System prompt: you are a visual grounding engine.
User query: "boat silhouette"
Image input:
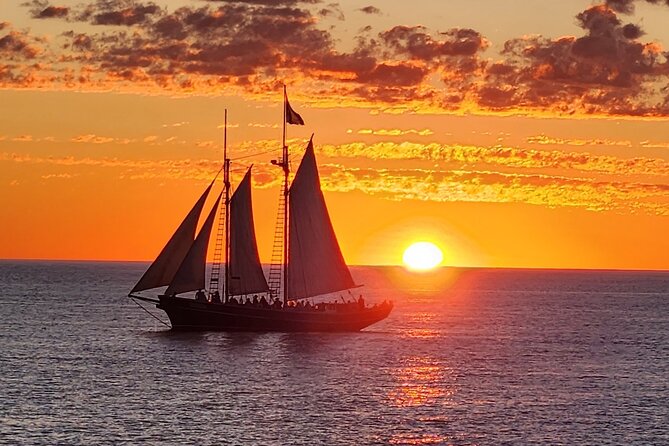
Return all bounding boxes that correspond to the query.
[129,90,392,331]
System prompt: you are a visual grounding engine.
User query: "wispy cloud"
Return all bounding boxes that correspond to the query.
[71,134,115,144]
[4,142,667,215]
[314,165,669,215]
[527,135,633,147]
[350,128,434,136]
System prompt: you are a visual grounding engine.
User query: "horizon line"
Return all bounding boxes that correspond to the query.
[1,258,667,273]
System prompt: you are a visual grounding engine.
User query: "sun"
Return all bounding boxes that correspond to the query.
[402,242,444,271]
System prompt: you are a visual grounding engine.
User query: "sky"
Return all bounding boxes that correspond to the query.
[1,0,668,270]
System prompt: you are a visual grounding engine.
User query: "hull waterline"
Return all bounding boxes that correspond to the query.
[156,296,393,332]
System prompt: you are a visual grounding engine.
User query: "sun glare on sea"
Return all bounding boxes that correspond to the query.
[402,242,444,271]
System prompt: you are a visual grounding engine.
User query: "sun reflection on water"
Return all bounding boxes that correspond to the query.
[389,433,450,445]
[389,356,455,408]
[403,312,441,339]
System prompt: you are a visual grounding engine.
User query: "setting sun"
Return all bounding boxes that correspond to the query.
[402,242,444,271]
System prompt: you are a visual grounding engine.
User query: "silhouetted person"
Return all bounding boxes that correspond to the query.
[211,291,221,304]
[259,296,269,308]
[195,290,206,302]
[358,295,365,310]
[253,295,259,306]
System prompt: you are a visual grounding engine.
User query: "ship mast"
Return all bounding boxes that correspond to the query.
[270,85,302,305]
[281,86,290,306]
[223,110,231,304]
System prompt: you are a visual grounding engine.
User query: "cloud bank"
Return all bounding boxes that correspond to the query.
[4,0,668,117]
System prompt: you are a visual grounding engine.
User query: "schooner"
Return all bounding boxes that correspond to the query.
[128,89,393,331]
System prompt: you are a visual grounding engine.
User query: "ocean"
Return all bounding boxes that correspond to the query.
[1,261,667,445]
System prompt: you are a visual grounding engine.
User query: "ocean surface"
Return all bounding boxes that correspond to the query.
[0,261,668,445]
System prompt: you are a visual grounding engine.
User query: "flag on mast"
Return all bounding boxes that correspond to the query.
[285,90,305,126]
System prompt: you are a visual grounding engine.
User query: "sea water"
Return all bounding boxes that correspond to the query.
[0,261,667,445]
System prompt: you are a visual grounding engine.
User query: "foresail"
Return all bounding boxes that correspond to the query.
[165,192,222,296]
[130,182,214,293]
[229,167,269,296]
[287,138,356,300]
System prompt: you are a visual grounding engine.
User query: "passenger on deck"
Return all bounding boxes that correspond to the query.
[195,290,206,302]
[211,291,221,304]
[252,295,259,306]
[229,296,238,305]
[259,296,269,308]
[358,295,365,310]
[245,297,252,306]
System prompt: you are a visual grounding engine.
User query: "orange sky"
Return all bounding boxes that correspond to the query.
[1,0,668,270]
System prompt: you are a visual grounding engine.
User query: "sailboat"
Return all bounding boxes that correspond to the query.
[128,95,393,331]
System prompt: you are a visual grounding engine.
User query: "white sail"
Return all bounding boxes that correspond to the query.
[287,138,356,300]
[229,167,270,296]
[130,182,214,293]
[165,192,222,296]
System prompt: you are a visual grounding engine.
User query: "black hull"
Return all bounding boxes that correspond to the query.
[156,296,393,332]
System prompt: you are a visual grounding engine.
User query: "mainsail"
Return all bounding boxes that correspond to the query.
[130,182,214,293]
[165,192,223,296]
[287,138,356,300]
[229,167,269,296]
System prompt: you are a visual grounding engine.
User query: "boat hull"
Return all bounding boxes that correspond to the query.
[156,296,393,332]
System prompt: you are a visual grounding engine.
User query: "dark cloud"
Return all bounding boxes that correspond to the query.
[24,1,68,19]
[76,0,163,26]
[606,0,669,13]
[379,26,488,60]
[480,5,669,115]
[206,0,320,4]
[359,6,381,15]
[319,3,345,20]
[0,25,42,59]
[47,0,463,98]
[5,0,669,117]
[356,62,428,86]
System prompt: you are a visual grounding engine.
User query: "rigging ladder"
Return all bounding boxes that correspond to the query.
[267,184,286,299]
[208,193,226,295]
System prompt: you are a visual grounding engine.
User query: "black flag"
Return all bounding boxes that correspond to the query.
[285,91,305,125]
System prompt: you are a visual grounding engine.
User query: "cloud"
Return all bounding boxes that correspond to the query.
[526,134,632,147]
[606,0,669,14]
[315,165,669,215]
[0,25,43,59]
[480,5,669,116]
[4,1,669,118]
[359,6,381,15]
[3,1,486,109]
[351,128,434,136]
[41,173,76,179]
[3,147,667,215]
[12,135,34,142]
[318,3,345,20]
[76,0,163,26]
[25,1,69,19]
[232,138,669,177]
[71,134,116,144]
[379,26,488,60]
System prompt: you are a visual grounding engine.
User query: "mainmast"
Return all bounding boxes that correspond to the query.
[270,85,303,305]
[223,110,231,303]
[280,86,290,306]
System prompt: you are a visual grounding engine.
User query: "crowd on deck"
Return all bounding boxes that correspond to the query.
[191,289,389,312]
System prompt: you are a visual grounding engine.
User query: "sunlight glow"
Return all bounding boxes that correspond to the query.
[402,242,444,271]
